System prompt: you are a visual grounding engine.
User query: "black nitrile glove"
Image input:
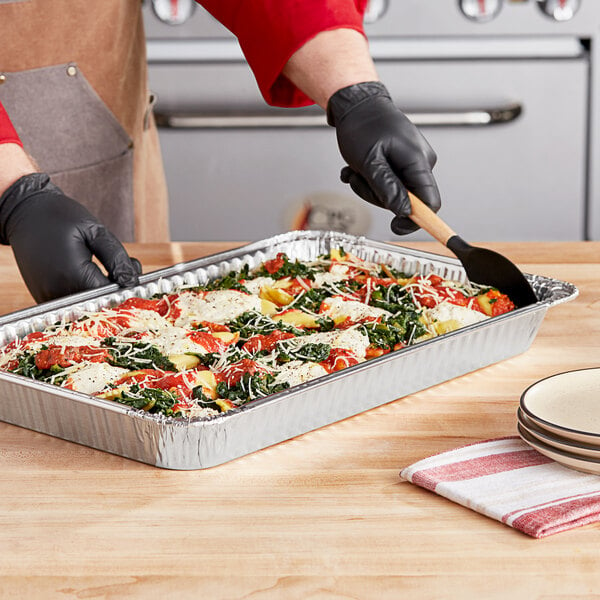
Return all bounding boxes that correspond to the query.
[327,81,441,235]
[0,173,141,303]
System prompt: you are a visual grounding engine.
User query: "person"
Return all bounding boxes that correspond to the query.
[0,0,440,304]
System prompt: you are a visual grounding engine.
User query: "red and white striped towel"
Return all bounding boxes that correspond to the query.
[400,436,600,538]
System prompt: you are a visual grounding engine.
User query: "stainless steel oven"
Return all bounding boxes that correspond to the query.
[143,0,600,242]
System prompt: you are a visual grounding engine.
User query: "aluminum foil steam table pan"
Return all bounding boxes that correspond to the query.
[0,231,577,469]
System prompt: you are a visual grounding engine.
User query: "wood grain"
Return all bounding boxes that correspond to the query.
[0,242,599,599]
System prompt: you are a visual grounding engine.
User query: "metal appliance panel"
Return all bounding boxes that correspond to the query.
[149,56,587,241]
[143,1,600,241]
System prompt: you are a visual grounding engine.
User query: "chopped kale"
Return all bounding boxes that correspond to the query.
[115,384,178,415]
[359,315,427,350]
[289,287,329,313]
[9,349,67,384]
[217,372,289,404]
[277,342,331,363]
[103,337,176,371]
[255,253,317,280]
[228,311,302,340]
[368,283,414,313]
[202,264,251,292]
[315,315,336,332]
[191,386,222,411]
[377,265,411,279]
[195,348,244,369]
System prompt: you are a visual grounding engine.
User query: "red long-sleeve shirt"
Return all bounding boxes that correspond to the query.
[199,0,367,106]
[0,101,22,147]
[0,0,367,145]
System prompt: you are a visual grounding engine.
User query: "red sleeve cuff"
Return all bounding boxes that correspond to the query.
[0,100,22,147]
[199,0,367,107]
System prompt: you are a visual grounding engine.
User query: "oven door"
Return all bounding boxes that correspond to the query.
[148,41,588,242]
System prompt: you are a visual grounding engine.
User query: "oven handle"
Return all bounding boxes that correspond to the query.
[154,103,522,129]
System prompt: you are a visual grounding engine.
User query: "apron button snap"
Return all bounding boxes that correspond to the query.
[0,74,6,85]
[66,65,77,77]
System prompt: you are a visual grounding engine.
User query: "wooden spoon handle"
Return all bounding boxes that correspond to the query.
[408,191,456,246]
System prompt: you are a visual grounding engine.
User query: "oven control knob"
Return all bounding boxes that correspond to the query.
[151,0,196,25]
[537,0,581,21]
[364,0,389,24]
[458,0,503,22]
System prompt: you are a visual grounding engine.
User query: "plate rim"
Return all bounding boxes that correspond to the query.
[519,367,600,439]
[517,408,600,457]
[517,422,600,474]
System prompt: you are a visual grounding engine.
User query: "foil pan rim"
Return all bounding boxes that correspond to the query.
[0,231,578,429]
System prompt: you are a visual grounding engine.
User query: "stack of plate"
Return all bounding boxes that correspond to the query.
[518,368,600,475]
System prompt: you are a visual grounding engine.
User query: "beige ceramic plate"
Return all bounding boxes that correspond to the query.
[517,423,600,475]
[520,368,600,445]
[517,408,600,459]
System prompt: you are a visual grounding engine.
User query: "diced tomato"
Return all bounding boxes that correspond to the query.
[263,253,286,275]
[71,307,163,337]
[333,316,354,330]
[437,287,469,307]
[285,277,313,296]
[353,276,395,302]
[3,359,19,371]
[187,331,227,354]
[242,330,295,354]
[354,275,395,287]
[427,275,443,286]
[120,331,146,340]
[148,370,205,400]
[172,399,195,414]
[198,321,230,333]
[414,294,437,308]
[34,345,109,370]
[220,359,268,387]
[150,372,191,390]
[69,319,121,338]
[3,331,49,356]
[487,290,516,316]
[467,298,486,314]
[24,331,48,343]
[213,372,227,385]
[115,297,162,313]
[365,345,391,359]
[320,348,360,373]
[410,275,470,309]
[115,369,164,386]
[157,294,182,321]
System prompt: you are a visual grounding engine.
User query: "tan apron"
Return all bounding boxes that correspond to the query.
[0,0,170,242]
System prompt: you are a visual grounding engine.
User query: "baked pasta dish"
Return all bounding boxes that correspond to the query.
[0,249,515,419]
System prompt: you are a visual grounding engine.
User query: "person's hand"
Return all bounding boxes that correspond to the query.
[0,173,140,303]
[327,81,441,235]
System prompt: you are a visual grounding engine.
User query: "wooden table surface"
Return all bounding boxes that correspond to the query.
[0,241,599,599]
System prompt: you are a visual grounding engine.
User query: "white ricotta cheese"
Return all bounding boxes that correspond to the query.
[282,329,370,360]
[118,309,172,332]
[313,263,350,288]
[426,303,489,327]
[63,363,129,395]
[320,296,391,322]
[46,334,103,348]
[272,361,329,387]
[173,290,262,327]
[241,276,275,295]
[141,326,217,356]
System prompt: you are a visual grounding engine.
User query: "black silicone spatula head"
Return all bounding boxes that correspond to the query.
[446,235,538,308]
[407,192,537,308]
